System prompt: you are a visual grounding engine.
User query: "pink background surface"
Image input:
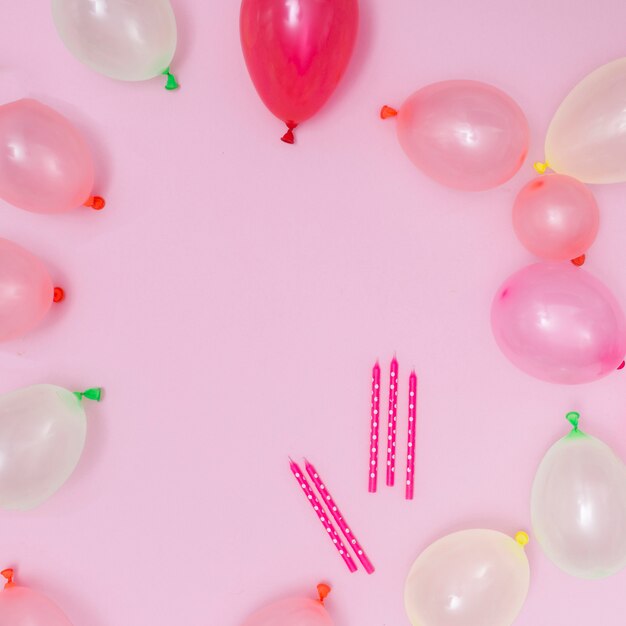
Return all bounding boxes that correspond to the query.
[1,1,626,624]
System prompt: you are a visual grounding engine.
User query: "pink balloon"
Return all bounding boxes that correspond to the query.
[0,238,58,341]
[513,174,599,261]
[491,263,626,384]
[242,586,333,626]
[0,99,103,214]
[388,81,529,191]
[240,0,358,143]
[0,573,73,626]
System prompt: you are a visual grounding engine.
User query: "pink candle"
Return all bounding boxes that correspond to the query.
[305,459,375,574]
[386,357,399,486]
[368,361,381,492]
[405,371,418,500]
[289,459,357,573]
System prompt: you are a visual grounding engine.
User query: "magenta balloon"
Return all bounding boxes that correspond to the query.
[0,239,55,341]
[513,174,599,261]
[0,584,73,626]
[240,0,358,140]
[242,597,333,626]
[395,81,529,191]
[0,99,95,213]
[491,263,626,384]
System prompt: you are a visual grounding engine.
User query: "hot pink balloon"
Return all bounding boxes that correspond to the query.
[513,174,599,262]
[0,238,62,341]
[241,584,333,626]
[0,569,73,626]
[240,0,358,143]
[491,263,626,384]
[382,81,529,191]
[0,99,105,214]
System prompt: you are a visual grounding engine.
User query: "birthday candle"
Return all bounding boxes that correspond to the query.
[289,459,357,573]
[406,371,418,500]
[368,361,381,492]
[306,459,375,574]
[386,357,399,486]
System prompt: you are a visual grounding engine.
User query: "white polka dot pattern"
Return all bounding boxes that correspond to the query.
[386,357,399,487]
[405,371,418,500]
[368,361,381,493]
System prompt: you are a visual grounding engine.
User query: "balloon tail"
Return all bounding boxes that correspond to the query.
[53,287,65,303]
[84,195,106,210]
[571,254,585,266]
[533,161,550,174]
[566,411,580,431]
[380,105,398,119]
[618,361,625,370]
[317,583,331,604]
[162,67,179,90]
[74,388,103,402]
[281,122,298,144]
[1,569,14,589]
[514,531,529,547]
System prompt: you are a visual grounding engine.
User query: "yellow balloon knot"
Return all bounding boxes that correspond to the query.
[515,531,530,547]
[534,161,549,174]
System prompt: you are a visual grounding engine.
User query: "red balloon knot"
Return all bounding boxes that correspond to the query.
[281,121,298,144]
[571,255,586,266]
[380,105,398,119]
[53,287,65,303]
[84,195,106,210]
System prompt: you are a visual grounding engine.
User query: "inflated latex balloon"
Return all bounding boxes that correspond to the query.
[0,238,66,341]
[513,174,599,262]
[538,58,626,183]
[0,569,73,626]
[241,584,333,626]
[0,99,105,213]
[532,412,626,578]
[381,81,529,191]
[491,263,626,384]
[0,384,102,510]
[51,0,179,89]
[240,0,358,143]
[404,529,530,626]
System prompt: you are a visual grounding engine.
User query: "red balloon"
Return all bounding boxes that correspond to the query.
[240,0,359,143]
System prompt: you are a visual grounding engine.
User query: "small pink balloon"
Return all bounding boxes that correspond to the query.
[240,0,358,143]
[0,570,73,626]
[513,174,599,261]
[491,263,626,384]
[0,99,104,214]
[0,238,59,341]
[383,81,529,191]
[241,585,333,626]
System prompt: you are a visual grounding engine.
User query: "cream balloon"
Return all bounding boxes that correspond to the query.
[51,0,179,89]
[0,384,102,510]
[541,58,626,183]
[404,529,530,626]
[531,412,626,579]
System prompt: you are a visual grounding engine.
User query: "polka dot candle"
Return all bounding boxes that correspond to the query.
[405,371,418,500]
[386,356,399,487]
[368,361,381,493]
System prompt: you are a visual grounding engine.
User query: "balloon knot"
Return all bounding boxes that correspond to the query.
[162,67,179,90]
[73,388,103,402]
[380,105,398,119]
[1,569,14,588]
[533,161,549,174]
[514,531,529,547]
[317,583,331,604]
[53,287,65,303]
[566,411,580,431]
[281,122,298,144]
[618,361,625,370]
[84,195,106,210]
[571,254,585,266]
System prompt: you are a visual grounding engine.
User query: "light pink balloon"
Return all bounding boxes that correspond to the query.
[0,577,73,626]
[0,99,98,213]
[513,174,599,261]
[390,80,529,191]
[0,238,57,341]
[242,589,333,626]
[491,263,626,384]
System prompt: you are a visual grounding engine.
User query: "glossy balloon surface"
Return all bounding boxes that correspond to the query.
[0,584,73,626]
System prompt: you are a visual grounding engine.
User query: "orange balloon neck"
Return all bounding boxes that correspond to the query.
[1,569,15,589]
[317,583,331,604]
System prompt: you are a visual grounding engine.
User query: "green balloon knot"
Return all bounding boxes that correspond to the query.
[74,388,103,402]
[566,411,580,431]
[162,67,179,90]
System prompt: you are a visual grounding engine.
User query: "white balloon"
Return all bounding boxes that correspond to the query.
[404,529,530,626]
[51,0,178,85]
[0,384,101,510]
[531,412,626,578]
